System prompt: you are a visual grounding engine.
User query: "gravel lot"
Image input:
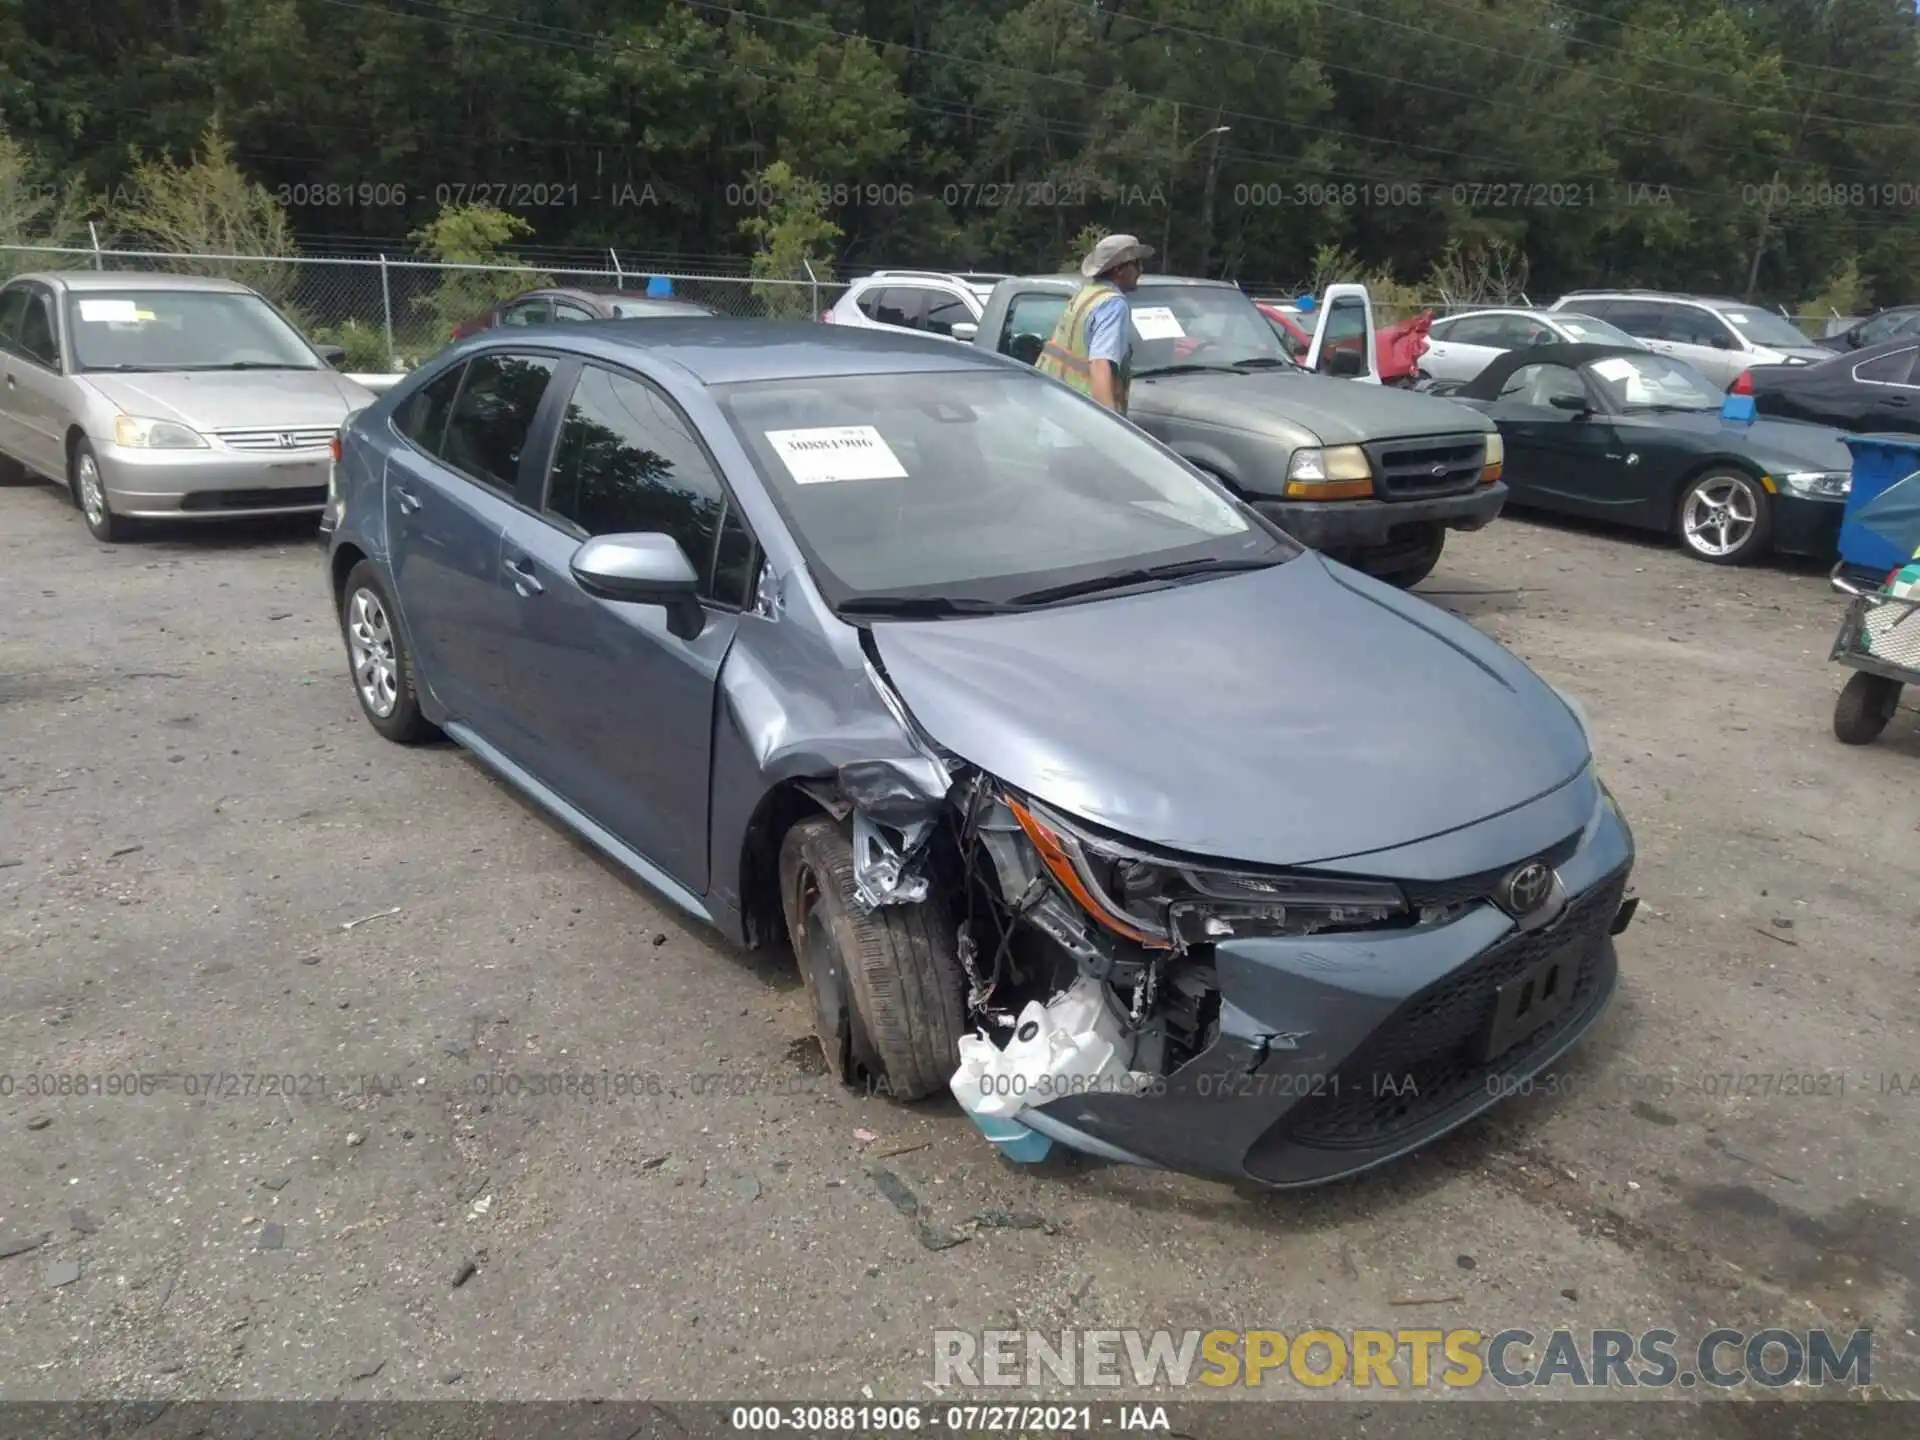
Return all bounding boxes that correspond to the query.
[3,474,1919,1422]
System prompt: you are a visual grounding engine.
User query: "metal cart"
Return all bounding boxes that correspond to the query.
[1829,571,1919,745]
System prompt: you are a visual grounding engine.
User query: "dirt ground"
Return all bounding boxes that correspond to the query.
[3,475,1919,1427]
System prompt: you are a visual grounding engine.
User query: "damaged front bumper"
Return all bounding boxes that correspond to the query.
[1013,792,1635,1186]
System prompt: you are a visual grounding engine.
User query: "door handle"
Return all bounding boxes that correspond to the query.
[504,552,543,596]
[394,485,421,514]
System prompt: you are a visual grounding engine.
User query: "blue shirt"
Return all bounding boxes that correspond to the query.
[1084,292,1131,369]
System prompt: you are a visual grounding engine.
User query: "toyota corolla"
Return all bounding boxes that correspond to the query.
[321,318,1638,1187]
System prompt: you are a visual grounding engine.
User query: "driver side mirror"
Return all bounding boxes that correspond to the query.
[1549,393,1592,414]
[950,321,978,343]
[317,343,347,368]
[1325,347,1364,377]
[1710,333,1736,351]
[570,533,705,638]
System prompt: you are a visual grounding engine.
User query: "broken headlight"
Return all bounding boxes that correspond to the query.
[1008,796,1406,948]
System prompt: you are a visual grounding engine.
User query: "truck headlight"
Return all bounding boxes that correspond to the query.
[1779,470,1849,500]
[114,414,208,449]
[1284,444,1374,500]
[1482,431,1504,484]
[1008,796,1406,947]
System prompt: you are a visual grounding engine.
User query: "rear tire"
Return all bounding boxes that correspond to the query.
[778,817,967,1102]
[1833,672,1901,745]
[339,561,435,744]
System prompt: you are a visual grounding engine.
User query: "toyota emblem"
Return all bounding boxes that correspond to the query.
[1499,861,1554,916]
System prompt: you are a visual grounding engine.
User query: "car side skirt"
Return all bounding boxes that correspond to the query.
[443,720,715,928]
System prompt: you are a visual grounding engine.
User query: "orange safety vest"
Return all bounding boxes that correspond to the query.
[1036,281,1130,413]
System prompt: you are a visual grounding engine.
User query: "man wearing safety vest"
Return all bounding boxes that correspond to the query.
[1036,234,1154,416]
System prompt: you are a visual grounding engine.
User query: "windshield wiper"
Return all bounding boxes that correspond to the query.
[1230,356,1296,370]
[835,595,1023,619]
[1133,362,1245,377]
[1010,555,1277,607]
[190,362,317,371]
[82,363,173,372]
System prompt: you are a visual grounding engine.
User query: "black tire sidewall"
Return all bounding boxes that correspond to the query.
[1678,469,1772,565]
[339,561,431,743]
[1834,672,1901,745]
[777,817,966,1102]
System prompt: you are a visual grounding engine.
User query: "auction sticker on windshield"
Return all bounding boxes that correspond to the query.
[77,299,140,323]
[766,425,910,484]
[1132,306,1186,340]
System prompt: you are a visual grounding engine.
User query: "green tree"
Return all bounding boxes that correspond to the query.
[107,122,295,300]
[407,203,552,346]
[0,127,93,279]
[739,162,842,319]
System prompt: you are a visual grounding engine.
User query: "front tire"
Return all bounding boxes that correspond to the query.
[778,817,967,1102]
[69,440,126,543]
[1359,527,1445,589]
[1833,672,1901,745]
[1677,468,1772,565]
[339,561,435,744]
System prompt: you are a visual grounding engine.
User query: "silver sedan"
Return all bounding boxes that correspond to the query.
[0,270,376,542]
[1421,307,1646,384]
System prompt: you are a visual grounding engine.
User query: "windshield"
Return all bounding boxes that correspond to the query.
[715,368,1294,609]
[1553,313,1641,347]
[65,289,320,372]
[1584,353,1724,411]
[1128,283,1292,373]
[1718,304,1815,351]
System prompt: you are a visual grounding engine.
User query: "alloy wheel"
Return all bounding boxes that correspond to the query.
[346,587,399,717]
[1681,475,1759,559]
[76,453,107,529]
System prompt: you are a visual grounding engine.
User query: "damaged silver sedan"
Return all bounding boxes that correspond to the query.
[323,317,1638,1188]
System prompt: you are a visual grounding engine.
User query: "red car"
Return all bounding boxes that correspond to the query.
[450,287,717,342]
[1254,299,1433,384]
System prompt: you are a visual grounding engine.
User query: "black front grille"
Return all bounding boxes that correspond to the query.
[180,486,327,512]
[1278,868,1628,1150]
[1399,830,1584,910]
[1365,435,1486,499]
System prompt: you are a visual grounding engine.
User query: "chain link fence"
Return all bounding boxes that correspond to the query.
[0,244,848,372]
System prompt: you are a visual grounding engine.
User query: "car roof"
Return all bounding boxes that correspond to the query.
[1556,290,1759,309]
[472,317,1018,385]
[524,288,714,314]
[1459,343,1655,400]
[20,270,254,294]
[998,273,1244,292]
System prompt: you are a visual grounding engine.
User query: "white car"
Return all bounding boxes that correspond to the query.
[822,270,1008,341]
[1421,308,1645,384]
[1547,291,1831,388]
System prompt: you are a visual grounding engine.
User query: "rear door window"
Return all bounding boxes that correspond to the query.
[1663,307,1736,349]
[438,352,559,493]
[1854,347,1920,385]
[1602,302,1670,339]
[1446,316,1506,346]
[500,298,552,327]
[16,289,60,368]
[0,285,30,352]
[871,287,927,330]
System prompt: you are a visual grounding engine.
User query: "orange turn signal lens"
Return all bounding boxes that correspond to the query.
[1007,797,1172,948]
[1283,477,1374,500]
[1481,461,1502,485]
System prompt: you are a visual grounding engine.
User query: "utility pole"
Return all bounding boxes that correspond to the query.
[1162,103,1178,271]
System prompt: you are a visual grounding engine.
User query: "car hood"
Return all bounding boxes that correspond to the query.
[867,554,1589,868]
[1131,368,1493,446]
[80,370,375,431]
[1626,410,1852,470]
